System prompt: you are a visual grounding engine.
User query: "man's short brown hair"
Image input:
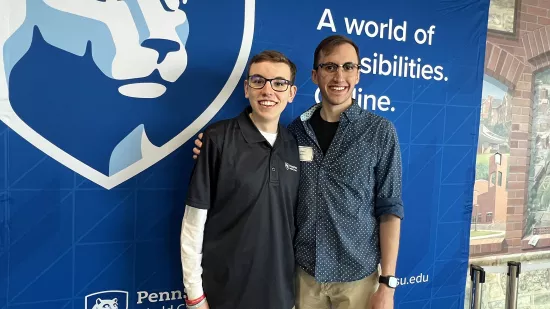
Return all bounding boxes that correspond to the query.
[247,50,297,84]
[313,35,360,69]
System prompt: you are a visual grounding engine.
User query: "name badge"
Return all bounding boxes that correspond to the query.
[299,146,313,162]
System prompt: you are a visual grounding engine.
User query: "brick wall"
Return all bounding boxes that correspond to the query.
[477,0,550,255]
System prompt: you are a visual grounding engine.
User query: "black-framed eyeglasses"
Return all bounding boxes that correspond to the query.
[247,75,292,92]
[316,62,360,74]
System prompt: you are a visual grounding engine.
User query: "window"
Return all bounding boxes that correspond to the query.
[488,0,519,36]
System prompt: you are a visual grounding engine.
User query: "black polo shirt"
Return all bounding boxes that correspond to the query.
[185,106,300,309]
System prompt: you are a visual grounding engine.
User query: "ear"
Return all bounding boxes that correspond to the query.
[311,69,319,85]
[96,298,102,305]
[244,79,249,98]
[288,85,298,103]
[113,298,118,304]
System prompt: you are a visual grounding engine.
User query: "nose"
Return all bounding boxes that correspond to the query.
[260,82,276,96]
[332,69,345,82]
[141,39,180,64]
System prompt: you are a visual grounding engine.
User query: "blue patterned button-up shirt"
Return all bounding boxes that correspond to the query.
[287,101,404,283]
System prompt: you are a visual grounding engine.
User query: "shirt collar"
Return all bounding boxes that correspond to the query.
[237,106,291,144]
[299,99,363,122]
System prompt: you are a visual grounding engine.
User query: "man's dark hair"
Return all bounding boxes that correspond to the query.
[313,35,360,69]
[247,50,297,84]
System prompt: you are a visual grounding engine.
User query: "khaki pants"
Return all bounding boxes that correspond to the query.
[295,267,379,309]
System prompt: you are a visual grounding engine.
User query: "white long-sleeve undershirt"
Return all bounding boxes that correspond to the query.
[180,206,208,299]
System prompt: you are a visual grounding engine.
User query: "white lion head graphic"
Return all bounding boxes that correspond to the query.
[84,291,128,309]
[5,0,190,99]
[92,297,119,309]
[0,0,255,189]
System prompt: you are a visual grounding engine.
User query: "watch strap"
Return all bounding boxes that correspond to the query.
[379,275,397,288]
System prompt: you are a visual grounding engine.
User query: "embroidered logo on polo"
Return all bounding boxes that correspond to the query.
[285,162,298,172]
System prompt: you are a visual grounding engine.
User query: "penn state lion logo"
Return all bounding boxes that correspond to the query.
[85,290,128,309]
[0,0,255,189]
[92,297,119,309]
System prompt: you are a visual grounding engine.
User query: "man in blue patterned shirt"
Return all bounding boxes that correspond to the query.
[287,35,404,309]
[192,35,404,309]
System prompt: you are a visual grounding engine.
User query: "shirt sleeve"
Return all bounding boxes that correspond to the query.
[374,121,404,219]
[185,131,220,209]
[180,205,208,300]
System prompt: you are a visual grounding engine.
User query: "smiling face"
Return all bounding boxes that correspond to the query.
[244,59,297,124]
[312,42,360,108]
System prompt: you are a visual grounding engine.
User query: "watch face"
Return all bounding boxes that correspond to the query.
[388,277,398,287]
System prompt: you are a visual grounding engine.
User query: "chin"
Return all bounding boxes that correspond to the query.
[322,91,352,105]
[266,111,281,121]
[327,97,352,106]
[259,110,282,120]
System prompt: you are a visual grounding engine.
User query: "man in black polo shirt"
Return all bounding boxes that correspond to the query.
[180,50,300,309]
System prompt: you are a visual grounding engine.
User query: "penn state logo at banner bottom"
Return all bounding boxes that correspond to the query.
[85,289,187,309]
[85,290,129,309]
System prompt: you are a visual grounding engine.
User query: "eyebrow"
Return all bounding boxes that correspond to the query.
[251,74,290,80]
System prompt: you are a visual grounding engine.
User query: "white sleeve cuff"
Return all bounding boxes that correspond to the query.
[185,283,205,300]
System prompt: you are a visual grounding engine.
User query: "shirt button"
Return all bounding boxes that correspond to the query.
[272,167,275,172]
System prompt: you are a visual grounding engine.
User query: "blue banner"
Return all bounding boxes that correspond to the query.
[0,0,489,308]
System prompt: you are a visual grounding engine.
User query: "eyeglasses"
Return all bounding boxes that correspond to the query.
[316,62,360,74]
[247,75,292,92]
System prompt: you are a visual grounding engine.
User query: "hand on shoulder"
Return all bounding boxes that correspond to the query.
[192,132,203,160]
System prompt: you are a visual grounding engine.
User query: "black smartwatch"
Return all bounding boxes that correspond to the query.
[379,275,398,288]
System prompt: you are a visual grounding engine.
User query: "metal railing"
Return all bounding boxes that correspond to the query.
[469,264,485,309]
[468,261,527,309]
[505,261,521,309]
